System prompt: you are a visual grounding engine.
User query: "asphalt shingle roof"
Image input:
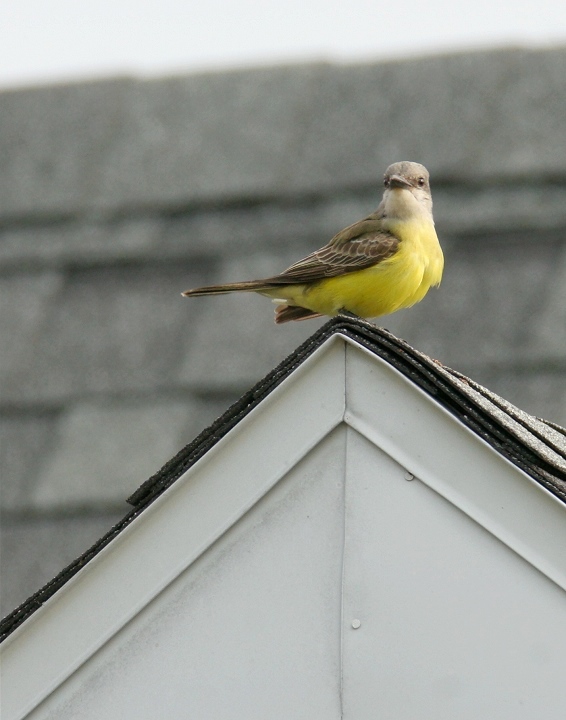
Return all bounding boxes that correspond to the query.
[1,316,564,643]
[2,45,566,619]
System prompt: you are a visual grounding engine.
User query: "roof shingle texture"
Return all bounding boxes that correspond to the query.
[1,46,566,616]
[2,316,564,642]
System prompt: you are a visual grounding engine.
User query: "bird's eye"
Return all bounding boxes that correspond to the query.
[383,177,390,188]
[417,177,425,187]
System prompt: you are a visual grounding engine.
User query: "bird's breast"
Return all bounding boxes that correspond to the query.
[388,216,443,286]
[269,217,443,319]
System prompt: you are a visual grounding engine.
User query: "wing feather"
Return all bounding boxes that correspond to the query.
[264,215,399,285]
[183,212,400,296]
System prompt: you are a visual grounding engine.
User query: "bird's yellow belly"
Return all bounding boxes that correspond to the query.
[270,221,443,319]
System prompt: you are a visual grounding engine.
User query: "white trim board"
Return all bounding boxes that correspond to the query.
[2,335,565,720]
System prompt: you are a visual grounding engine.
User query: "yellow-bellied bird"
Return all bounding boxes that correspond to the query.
[183,161,443,323]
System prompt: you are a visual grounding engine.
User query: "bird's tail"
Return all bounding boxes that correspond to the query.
[182,280,272,297]
[274,304,322,324]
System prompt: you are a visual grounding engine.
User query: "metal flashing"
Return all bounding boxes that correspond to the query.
[1,316,565,649]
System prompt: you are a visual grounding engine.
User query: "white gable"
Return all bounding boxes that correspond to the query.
[2,336,566,719]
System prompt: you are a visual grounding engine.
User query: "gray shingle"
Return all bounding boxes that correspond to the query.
[158,196,369,262]
[0,413,57,512]
[1,263,203,405]
[0,216,160,268]
[29,397,226,511]
[2,184,564,271]
[2,49,564,220]
[95,65,324,209]
[0,78,134,219]
[283,49,566,193]
[383,235,566,368]
[0,271,64,398]
[178,254,325,391]
[0,513,124,618]
[0,196,374,271]
[434,185,566,236]
[469,370,566,427]
[532,245,566,358]
[2,50,566,624]
[179,296,322,392]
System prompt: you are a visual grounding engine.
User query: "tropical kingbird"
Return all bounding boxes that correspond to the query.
[183,161,443,323]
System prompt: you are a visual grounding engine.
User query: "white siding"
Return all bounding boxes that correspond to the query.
[27,429,347,720]
[1,339,346,720]
[3,336,566,720]
[342,428,566,719]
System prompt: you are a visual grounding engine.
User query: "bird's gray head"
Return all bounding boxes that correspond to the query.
[382,161,433,219]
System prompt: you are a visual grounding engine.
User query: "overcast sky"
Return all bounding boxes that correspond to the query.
[1,0,566,90]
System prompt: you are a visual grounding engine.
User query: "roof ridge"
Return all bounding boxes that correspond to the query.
[2,316,564,643]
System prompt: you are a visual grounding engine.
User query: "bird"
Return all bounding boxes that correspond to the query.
[182,161,443,324]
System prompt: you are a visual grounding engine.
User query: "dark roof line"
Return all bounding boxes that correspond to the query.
[1,317,564,642]
[128,316,566,507]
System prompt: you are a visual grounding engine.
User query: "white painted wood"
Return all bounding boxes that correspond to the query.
[26,430,347,720]
[2,335,566,720]
[343,339,566,590]
[341,427,566,719]
[1,339,346,720]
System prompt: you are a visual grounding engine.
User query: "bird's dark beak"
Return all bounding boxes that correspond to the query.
[389,174,412,190]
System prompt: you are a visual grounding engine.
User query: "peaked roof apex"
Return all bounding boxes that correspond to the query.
[1,317,564,643]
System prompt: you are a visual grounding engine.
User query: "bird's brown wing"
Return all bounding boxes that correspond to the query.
[265,217,400,285]
[182,215,399,297]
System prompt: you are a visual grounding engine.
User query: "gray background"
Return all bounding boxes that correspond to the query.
[1,46,565,616]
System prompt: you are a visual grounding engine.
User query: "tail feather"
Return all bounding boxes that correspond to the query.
[274,304,322,324]
[183,281,322,324]
[182,280,271,297]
